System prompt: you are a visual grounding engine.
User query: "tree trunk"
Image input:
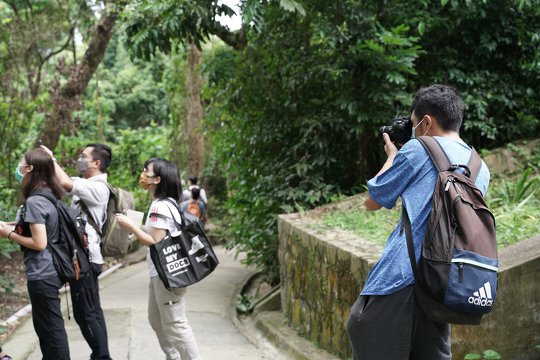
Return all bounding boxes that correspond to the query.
[184,42,205,178]
[35,10,118,149]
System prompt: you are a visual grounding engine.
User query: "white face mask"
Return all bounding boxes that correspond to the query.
[411,117,427,139]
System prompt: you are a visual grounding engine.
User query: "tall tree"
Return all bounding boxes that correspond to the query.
[184,42,205,177]
[0,0,93,203]
[35,2,124,149]
[124,0,305,175]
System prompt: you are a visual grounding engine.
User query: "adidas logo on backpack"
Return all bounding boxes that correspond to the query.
[469,282,494,307]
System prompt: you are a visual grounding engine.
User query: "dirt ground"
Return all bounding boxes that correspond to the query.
[0,251,29,342]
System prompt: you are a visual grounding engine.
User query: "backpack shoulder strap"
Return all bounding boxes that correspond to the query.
[76,180,112,236]
[417,136,452,171]
[29,190,58,207]
[416,136,452,172]
[77,200,103,237]
[467,147,482,182]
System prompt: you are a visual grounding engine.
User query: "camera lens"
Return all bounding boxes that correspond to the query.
[379,125,392,135]
[379,117,412,145]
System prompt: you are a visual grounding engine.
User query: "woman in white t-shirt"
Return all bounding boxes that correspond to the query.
[116,158,200,360]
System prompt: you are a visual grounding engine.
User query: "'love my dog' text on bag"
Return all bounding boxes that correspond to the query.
[149,200,218,288]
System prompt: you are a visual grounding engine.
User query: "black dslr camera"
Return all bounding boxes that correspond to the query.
[378,117,412,145]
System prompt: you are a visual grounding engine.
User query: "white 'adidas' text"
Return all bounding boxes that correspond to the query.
[468,282,493,307]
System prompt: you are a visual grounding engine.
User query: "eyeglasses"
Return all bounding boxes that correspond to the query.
[78,154,94,161]
[142,168,158,178]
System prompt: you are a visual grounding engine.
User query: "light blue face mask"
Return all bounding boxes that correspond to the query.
[15,164,27,183]
[411,117,426,139]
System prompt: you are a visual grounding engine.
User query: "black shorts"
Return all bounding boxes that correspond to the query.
[346,285,451,360]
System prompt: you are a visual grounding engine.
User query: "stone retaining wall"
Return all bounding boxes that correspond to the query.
[278,195,540,359]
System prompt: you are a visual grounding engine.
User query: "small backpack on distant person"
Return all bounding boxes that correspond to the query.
[402,136,498,325]
[17,190,90,283]
[79,183,135,258]
[186,200,202,219]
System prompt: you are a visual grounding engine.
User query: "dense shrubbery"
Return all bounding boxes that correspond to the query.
[202,0,540,281]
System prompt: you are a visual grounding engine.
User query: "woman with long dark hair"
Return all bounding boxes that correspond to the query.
[0,148,70,359]
[116,158,201,360]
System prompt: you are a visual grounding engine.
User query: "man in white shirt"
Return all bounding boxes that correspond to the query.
[43,143,112,360]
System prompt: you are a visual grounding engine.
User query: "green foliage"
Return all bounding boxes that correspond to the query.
[236,293,256,315]
[76,34,169,133]
[487,169,540,247]
[465,350,502,360]
[0,0,100,221]
[0,239,18,259]
[0,272,15,293]
[488,168,538,207]
[413,0,540,148]
[123,0,236,60]
[279,0,306,16]
[109,124,171,209]
[204,1,421,281]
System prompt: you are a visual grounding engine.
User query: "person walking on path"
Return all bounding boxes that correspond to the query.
[346,85,490,359]
[42,143,113,360]
[182,176,207,204]
[180,187,207,227]
[116,158,201,360]
[0,148,71,359]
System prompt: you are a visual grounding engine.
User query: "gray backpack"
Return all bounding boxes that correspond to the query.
[80,183,135,257]
[403,136,498,325]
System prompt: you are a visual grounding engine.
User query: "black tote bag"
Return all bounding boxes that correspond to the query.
[149,200,219,288]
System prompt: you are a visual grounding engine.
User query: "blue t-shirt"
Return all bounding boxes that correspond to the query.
[361,137,490,296]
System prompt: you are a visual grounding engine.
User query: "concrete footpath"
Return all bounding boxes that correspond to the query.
[3,245,280,360]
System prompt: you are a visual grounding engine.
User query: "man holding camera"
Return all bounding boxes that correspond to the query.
[346,85,490,359]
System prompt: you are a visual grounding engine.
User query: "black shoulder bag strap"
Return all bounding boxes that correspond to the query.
[77,200,103,237]
[148,198,186,230]
[402,206,419,280]
[76,180,111,237]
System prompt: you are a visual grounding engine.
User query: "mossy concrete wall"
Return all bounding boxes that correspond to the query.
[278,195,540,359]
[278,195,381,359]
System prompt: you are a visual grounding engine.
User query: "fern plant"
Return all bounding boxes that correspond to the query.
[489,168,539,207]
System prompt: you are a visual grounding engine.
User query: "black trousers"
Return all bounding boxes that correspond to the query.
[70,263,111,360]
[346,285,451,360]
[27,276,70,360]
